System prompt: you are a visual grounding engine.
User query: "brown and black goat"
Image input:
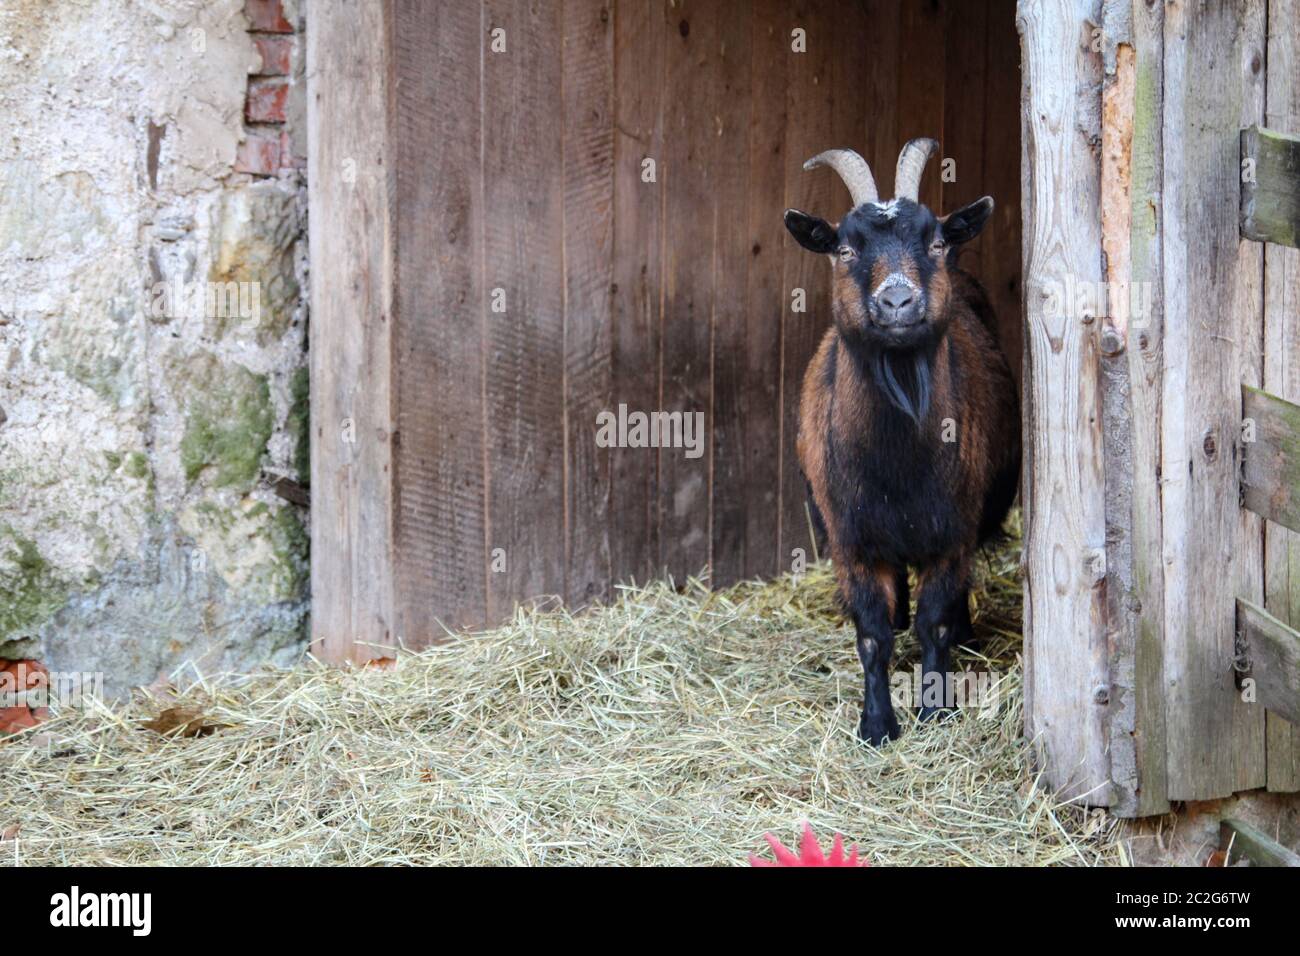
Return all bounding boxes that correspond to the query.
[784,139,1020,745]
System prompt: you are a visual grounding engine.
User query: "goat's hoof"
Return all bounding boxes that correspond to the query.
[858,714,901,747]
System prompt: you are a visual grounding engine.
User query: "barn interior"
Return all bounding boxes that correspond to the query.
[378,0,1025,638]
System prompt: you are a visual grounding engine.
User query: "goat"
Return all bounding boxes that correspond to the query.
[783,139,1020,745]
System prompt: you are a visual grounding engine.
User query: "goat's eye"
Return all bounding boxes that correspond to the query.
[837,246,856,262]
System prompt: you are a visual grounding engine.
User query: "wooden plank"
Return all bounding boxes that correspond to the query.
[1099,0,1169,818]
[777,2,837,568]
[981,0,1025,390]
[658,0,719,584]
[1262,0,1300,792]
[562,0,615,606]
[707,0,755,587]
[1221,816,1300,867]
[482,1,567,616]
[1159,0,1266,800]
[894,0,946,208]
[735,0,788,577]
[609,0,665,587]
[1121,0,1169,816]
[862,0,901,193]
[1229,0,1270,795]
[1017,0,1110,805]
[1241,126,1300,248]
[1243,385,1300,532]
[940,0,988,265]
[790,0,869,553]
[389,0,487,644]
[307,0,396,662]
[1236,598,1300,727]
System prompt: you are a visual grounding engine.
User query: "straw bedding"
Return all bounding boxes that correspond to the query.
[1,514,1124,866]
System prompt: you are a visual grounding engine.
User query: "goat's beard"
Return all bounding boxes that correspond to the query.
[871,349,932,427]
[838,319,940,427]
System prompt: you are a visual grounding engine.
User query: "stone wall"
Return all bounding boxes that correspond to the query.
[0,0,309,697]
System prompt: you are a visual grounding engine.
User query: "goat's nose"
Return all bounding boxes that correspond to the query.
[879,284,915,314]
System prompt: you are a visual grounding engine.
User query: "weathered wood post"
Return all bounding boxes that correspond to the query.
[306,1,397,663]
[1018,0,1110,805]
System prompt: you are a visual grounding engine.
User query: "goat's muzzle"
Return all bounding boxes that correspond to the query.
[872,276,925,332]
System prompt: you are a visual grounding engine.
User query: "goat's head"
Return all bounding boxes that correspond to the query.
[783,139,993,351]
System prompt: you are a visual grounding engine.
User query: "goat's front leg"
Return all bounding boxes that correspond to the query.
[914,555,971,722]
[842,562,901,745]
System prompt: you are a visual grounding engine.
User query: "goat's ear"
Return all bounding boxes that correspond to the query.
[784,209,838,255]
[940,196,994,245]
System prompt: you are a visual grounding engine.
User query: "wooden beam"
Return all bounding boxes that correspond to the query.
[776,2,838,570]
[1236,598,1300,728]
[390,0,489,643]
[562,0,615,606]
[1099,0,1169,819]
[482,0,566,617]
[609,0,665,587]
[1017,0,1110,805]
[1241,125,1300,248]
[1243,385,1300,534]
[707,0,758,586]
[981,0,1024,393]
[307,0,396,662]
[1220,817,1300,867]
[736,0,789,579]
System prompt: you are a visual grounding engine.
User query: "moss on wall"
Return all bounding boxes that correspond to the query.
[287,365,309,485]
[177,355,273,490]
[0,530,69,647]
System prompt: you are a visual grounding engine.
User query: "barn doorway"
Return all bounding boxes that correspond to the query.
[309,0,1023,652]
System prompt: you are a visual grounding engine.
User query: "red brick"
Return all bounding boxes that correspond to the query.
[235,131,281,176]
[253,35,292,75]
[245,0,293,33]
[0,660,48,735]
[246,78,289,123]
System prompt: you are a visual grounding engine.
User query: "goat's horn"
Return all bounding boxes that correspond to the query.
[894,138,938,203]
[802,149,878,207]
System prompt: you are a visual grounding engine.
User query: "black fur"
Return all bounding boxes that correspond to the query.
[872,349,932,425]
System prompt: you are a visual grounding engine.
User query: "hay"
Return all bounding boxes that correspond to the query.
[1,513,1124,866]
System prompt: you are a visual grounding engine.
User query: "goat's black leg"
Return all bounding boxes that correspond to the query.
[914,557,970,722]
[950,587,977,649]
[844,564,900,745]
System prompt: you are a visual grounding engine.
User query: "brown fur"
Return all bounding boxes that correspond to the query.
[800,271,1017,557]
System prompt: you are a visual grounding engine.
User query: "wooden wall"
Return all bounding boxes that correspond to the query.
[310,0,1024,653]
